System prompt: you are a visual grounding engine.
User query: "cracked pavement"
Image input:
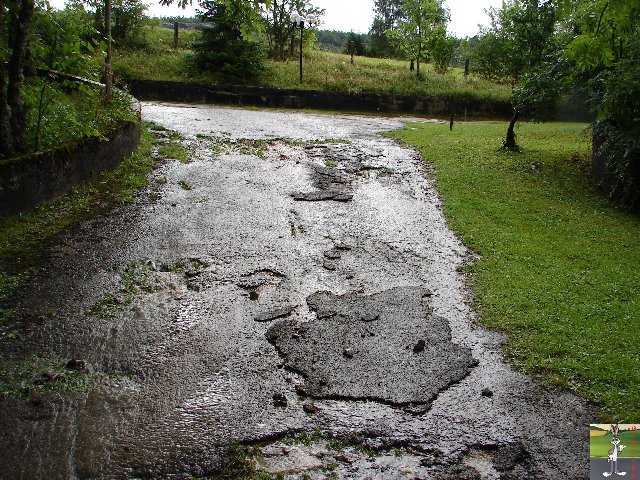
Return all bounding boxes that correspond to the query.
[0,103,591,479]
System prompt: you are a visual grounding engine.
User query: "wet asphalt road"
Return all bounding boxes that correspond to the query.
[0,103,592,479]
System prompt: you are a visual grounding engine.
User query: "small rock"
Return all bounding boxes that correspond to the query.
[404,404,430,415]
[346,273,355,280]
[65,359,87,371]
[323,250,341,260]
[185,269,199,278]
[335,243,352,251]
[343,348,354,358]
[361,313,379,322]
[285,376,294,384]
[413,339,426,352]
[255,306,296,323]
[334,453,353,464]
[295,384,307,395]
[171,203,177,207]
[323,260,337,271]
[303,402,319,414]
[481,388,494,397]
[272,392,288,407]
[249,291,259,301]
[146,260,158,271]
[42,371,64,381]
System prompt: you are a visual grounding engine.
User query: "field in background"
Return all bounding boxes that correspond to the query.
[113,25,511,103]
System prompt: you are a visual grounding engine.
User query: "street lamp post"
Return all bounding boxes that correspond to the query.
[291,13,316,84]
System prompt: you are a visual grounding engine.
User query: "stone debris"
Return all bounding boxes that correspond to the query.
[254,305,296,323]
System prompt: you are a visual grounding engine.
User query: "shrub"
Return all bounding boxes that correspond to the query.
[592,121,640,211]
[189,3,265,83]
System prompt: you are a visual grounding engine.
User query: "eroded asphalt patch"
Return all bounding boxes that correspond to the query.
[0,103,591,479]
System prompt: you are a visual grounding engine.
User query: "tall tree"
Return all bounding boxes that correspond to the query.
[475,0,557,149]
[368,0,403,57]
[1,0,36,157]
[386,0,449,75]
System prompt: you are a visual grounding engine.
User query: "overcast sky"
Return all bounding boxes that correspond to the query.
[49,0,505,38]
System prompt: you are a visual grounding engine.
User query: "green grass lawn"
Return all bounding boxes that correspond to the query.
[391,121,640,421]
[113,26,511,103]
[591,430,638,458]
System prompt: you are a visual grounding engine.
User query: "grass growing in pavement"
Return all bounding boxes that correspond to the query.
[0,122,188,327]
[391,121,640,421]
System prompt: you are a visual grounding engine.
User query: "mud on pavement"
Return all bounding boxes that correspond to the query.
[0,103,591,479]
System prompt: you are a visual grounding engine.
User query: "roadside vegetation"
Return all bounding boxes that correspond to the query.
[392,121,640,420]
[0,123,188,338]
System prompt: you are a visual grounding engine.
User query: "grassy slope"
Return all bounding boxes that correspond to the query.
[113,26,511,103]
[391,121,640,421]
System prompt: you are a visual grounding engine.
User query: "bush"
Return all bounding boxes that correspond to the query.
[592,121,640,211]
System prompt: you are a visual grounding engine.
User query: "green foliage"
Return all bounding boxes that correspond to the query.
[429,30,455,73]
[73,0,148,48]
[190,1,266,83]
[316,29,363,53]
[0,124,159,272]
[30,3,104,76]
[471,0,557,82]
[592,120,640,211]
[22,81,135,152]
[343,31,366,56]
[368,0,403,57]
[392,120,640,421]
[114,30,512,103]
[264,0,323,60]
[385,0,449,74]
[0,355,99,398]
[562,0,640,209]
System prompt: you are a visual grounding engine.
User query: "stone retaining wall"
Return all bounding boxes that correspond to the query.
[126,79,514,118]
[0,99,141,217]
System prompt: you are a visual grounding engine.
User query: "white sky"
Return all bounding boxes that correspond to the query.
[49,0,505,38]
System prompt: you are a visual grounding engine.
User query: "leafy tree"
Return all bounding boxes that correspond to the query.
[368,0,403,57]
[429,28,455,73]
[263,0,323,60]
[385,0,449,75]
[474,0,558,150]
[190,0,266,82]
[344,31,365,56]
[559,0,640,209]
[82,0,148,47]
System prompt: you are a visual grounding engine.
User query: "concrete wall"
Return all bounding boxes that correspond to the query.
[126,79,514,118]
[0,104,141,217]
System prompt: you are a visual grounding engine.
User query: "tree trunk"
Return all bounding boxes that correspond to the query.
[7,0,35,154]
[503,108,520,150]
[0,7,12,158]
[104,0,112,102]
[0,61,12,158]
